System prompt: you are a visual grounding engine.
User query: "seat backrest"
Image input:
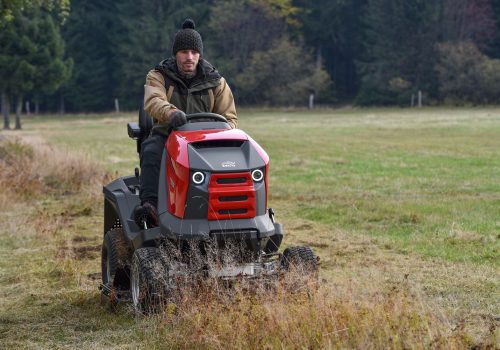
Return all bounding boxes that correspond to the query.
[129,102,154,154]
[139,101,153,138]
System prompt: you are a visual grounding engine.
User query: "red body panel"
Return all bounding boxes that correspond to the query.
[248,135,269,164]
[165,133,190,218]
[165,128,267,219]
[166,157,190,218]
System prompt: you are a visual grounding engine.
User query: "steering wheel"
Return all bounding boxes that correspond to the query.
[186,113,227,123]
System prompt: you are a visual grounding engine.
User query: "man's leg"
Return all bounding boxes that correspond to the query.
[138,132,166,226]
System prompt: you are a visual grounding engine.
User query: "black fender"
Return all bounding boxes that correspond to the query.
[103,175,141,241]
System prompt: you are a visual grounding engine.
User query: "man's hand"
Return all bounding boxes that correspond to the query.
[169,110,187,128]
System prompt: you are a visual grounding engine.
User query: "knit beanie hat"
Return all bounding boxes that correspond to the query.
[172,19,203,56]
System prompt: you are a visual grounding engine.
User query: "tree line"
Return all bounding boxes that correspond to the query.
[1,0,500,125]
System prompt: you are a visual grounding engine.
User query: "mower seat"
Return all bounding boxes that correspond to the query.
[128,102,154,154]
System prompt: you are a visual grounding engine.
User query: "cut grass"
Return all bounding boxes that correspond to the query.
[0,107,498,348]
[246,108,500,265]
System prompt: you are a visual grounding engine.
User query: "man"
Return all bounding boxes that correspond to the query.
[137,18,237,227]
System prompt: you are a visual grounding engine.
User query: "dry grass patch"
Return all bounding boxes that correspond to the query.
[275,200,499,345]
[0,136,109,203]
[135,275,478,349]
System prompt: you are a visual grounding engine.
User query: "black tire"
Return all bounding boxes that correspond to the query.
[101,228,131,291]
[281,246,318,275]
[130,247,170,315]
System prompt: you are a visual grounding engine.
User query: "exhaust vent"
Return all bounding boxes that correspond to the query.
[192,140,244,149]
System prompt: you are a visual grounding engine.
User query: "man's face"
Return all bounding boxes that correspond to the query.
[176,49,200,74]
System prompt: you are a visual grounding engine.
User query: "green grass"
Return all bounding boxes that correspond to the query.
[1,107,498,348]
[22,108,499,264]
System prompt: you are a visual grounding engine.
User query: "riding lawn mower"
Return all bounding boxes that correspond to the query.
[100,108,318,313]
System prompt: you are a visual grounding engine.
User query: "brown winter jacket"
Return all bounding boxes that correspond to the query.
[144,57,237,135]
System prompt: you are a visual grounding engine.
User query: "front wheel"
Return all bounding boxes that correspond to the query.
[281,246,318,276]
[130,247,170,315]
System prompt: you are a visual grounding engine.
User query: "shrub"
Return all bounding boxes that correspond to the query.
[436,41,500,104]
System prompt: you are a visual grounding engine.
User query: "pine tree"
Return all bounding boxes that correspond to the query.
[206,0,327,105]
[490,0,500,58]
[0,18,17,128]
[1,0,70,25]
[31,12,73,113]
[293,0,368,102]
[207,0,292,83]
[356,0,438,105]
[0,12,38,128]
[111,0,191,110]
[61,0,116,111]
[112,0,170,110]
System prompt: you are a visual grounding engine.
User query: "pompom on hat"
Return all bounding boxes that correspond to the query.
[172,19,203,56]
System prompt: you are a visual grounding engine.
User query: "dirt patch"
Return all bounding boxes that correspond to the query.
[72,235,96,243]
[34,213,70,236]
[87,272,102,281]
[74,245,101,259]
[57,244,101,260]
[298,240,330,248]
[293,223,313,230]
[446,228,488,243]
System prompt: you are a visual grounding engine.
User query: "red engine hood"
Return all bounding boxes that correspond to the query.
[165,128,269,219]
[178,129,249,143]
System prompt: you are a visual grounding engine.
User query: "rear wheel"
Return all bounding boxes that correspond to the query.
[130,247,170,315]
[101,228,131,292]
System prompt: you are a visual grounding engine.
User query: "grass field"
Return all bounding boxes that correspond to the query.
[0,107,498,348]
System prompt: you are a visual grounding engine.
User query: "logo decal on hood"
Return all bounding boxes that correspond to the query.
[221,161,236,168]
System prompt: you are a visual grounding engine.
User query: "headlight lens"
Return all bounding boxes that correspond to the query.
[192,172,205,185]
[251,169,264,182]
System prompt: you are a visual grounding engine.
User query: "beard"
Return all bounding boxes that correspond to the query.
[179,69,196,79]
[177,62,197,79]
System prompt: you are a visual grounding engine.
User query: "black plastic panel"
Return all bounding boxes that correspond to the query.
[102,176,141,243]
[187,140,266,172]
[184,170,209,219]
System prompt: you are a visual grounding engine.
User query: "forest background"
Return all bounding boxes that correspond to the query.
[1,0,500,120]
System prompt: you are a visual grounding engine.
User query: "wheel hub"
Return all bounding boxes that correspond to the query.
[130,261,140,311]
